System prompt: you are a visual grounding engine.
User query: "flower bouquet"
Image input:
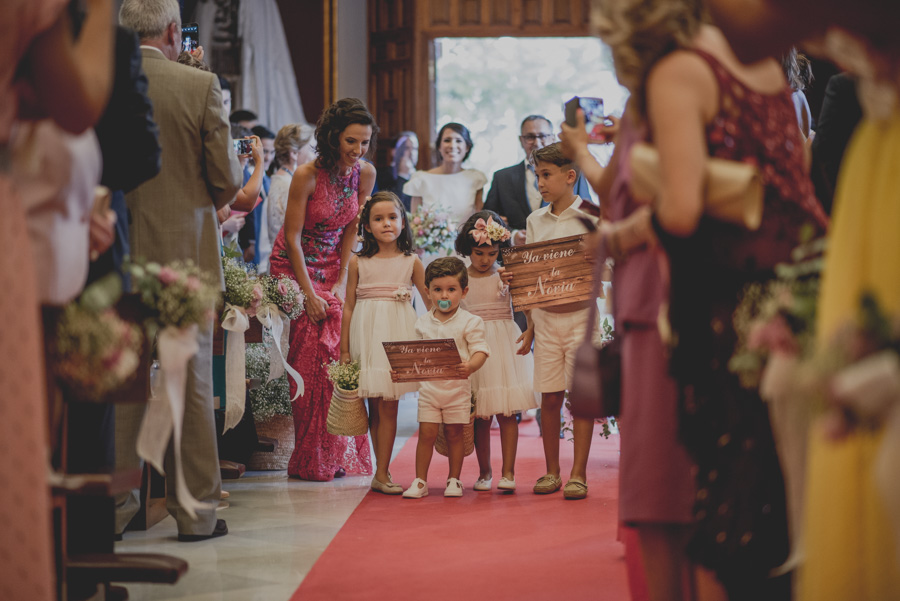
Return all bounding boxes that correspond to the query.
[409,204,455,256]
[54,303,143,401]
[727,233,824,572]
[729,236,824,390]
[126,258,222,521]
[127,259,219,336]
[262,274,305,320]
[223,257,264,316]
[324,360,367,436]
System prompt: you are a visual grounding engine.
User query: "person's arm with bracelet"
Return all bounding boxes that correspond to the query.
[282,164,328,323]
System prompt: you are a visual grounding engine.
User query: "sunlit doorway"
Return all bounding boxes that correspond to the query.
[434,37,629,199]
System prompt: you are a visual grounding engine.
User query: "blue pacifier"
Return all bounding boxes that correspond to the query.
[438,300,452,310]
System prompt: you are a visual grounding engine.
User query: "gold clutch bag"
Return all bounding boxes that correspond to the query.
[629,142,764,231]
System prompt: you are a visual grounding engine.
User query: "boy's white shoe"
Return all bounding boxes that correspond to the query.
[444,478,464,497]
[497,477,516,492]
[474,477,492,491]
[402,478,428,499]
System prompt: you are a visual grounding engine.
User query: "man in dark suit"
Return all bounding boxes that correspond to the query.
[484,115,593,245]
[116,0,243,542]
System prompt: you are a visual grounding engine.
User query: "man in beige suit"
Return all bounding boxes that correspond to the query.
[116,0,242,541]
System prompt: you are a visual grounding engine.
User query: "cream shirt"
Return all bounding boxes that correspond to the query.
[415,307,491,407]
[525,195,599,244]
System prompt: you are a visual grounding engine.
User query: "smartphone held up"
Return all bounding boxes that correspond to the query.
[233,138,253,157]
[182,23,199,53]
[564,96,613,144]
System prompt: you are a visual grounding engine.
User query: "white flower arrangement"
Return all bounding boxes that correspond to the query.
[394,286,412,302]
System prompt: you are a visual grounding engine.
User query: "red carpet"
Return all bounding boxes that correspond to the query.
[292,421,630,601]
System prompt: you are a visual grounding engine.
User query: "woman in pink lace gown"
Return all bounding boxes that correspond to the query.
[269,98,377,480]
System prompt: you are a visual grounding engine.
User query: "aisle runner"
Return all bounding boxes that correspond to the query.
[292,422,628,601]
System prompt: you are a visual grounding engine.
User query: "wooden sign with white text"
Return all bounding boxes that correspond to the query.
[383,339,465,382]
[500,234,593,311]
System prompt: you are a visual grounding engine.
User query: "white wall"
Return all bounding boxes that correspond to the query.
[336,0,368,102]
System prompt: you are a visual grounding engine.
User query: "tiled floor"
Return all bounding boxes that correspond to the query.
[117,402,419,601]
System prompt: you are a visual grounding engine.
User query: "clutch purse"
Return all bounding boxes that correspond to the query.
[629,142,764,231]
[568,247,621,420]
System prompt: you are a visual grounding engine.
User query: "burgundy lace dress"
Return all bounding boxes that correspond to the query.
[652,49,828,595]
[269,163,372,480]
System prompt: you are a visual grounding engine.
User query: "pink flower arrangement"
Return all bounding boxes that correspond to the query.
[747,314,800,356]
[159,266,179,285]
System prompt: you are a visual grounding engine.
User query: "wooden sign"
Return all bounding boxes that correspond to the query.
[382,339,465,383]
[500,234,593,311]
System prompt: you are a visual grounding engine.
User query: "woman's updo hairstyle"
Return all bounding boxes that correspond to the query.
[592,0,707,122]
[356,191,414,258]
[434,122,474,163]
[455,210,511,264]
[315,98,380,172]
[272,123,314,174]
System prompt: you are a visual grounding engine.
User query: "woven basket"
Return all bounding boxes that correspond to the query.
[435,415,475,457]
[326,386,369,436]
[247,414,294,471]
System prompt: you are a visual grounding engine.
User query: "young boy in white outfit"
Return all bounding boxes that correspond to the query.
[524,143,599,500]
[401,257,490,499]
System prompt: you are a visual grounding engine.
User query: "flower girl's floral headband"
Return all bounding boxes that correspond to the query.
[470,216,511,245]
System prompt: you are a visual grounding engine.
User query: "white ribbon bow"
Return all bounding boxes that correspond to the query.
[221,304,250,432]
[136,324,213,520]
[257,303,303,400]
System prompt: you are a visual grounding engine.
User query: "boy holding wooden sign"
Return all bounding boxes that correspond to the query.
[518,143,599,500]
[398,257,490,499]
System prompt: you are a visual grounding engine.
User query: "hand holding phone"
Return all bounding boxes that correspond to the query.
[564,96,614,144]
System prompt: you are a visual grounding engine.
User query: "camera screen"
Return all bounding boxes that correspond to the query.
[182,23,199,53]
[233,138,252,156]
[564,96,609,143]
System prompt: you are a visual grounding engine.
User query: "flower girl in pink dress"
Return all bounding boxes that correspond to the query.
[456,211,538,492]
[340,192,430,494]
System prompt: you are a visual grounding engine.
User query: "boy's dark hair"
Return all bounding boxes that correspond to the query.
[356,191,414,258]
[218,75,231,92]
[251,125,276,140]
[435,122,473,163]
[425,257,468,289]
[455,210,511,264]
[230,109,258,124]
[532,142,581,178]
[315,97,380,173]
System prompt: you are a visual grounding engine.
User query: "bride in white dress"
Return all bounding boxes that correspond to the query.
[403,122,487,237]
[403,122,486,313]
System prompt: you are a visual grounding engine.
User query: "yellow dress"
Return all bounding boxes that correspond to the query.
[800,111,900,600]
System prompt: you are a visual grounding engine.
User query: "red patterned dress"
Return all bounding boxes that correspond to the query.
[269,163,372,480]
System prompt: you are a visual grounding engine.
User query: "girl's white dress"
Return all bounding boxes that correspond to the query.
[462,272,538,417]
[349,254,419,401]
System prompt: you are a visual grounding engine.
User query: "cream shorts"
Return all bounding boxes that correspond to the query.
[417,380,472,424]
[531,307,591,394]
